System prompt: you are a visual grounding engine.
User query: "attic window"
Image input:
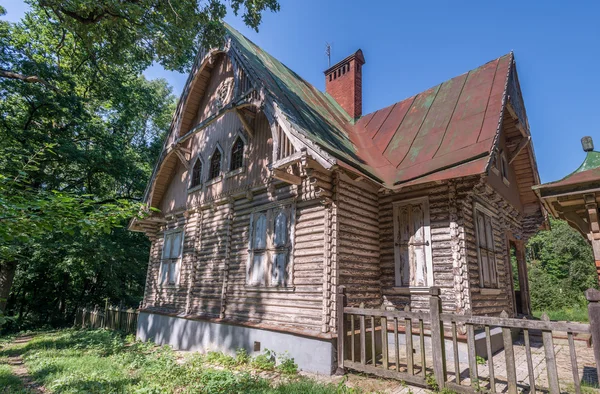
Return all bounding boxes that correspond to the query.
[190,158,202,188]
[500,151,510,186]
[230,137,244,171]
[215,79,233,109]
[209,148,222,180]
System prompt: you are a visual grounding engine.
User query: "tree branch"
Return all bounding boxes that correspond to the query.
[0,69,59,91]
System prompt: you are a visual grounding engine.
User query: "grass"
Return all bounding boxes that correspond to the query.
[0,329,359,393]
[0,363,29,393]
[533,306,589,322]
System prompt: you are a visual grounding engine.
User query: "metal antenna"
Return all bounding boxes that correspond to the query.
[325,42,332,67]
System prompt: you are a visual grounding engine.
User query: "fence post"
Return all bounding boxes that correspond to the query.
[586,288,600,385]
[104,299,109,328]
[336,286,347,375]
[429,287,447,390]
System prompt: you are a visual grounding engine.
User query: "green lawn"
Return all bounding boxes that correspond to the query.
[0,329,358,393]
[532,306,589,323]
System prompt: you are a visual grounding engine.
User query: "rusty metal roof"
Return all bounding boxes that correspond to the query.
[227,25,513,187]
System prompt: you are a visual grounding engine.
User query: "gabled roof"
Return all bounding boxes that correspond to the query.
[227,24,514,187]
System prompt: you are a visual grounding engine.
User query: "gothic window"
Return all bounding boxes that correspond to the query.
[230,137,244,171]
[208,148,222,180]
[190,158,202,188]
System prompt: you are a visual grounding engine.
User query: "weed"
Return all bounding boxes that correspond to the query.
[476,355,486,365]
[235,347,251,365]
[251,348,276,371]
[426,373,439,391]
[276,351,298,375]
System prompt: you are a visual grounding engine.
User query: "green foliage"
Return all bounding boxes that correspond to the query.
[275,352,298,375]
[235,347,251,365]
[426,373,439,391]
[251,349,276,371]
[0,0,280,329]
[533,307,589,323]
[475,355,486,365]
[0,329,354,393]
[527,218,598,316]
[0,363,28,393]
[31,0,280,72]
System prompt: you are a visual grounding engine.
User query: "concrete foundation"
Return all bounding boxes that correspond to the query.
[137,312,336,375]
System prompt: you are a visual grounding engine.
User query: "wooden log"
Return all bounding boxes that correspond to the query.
[541,313,560,394]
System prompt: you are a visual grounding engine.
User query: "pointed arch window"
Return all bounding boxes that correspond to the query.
[230,137,244,171]
[208,148,222,180]
[190,158,202,188]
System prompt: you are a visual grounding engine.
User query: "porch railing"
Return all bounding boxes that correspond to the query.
[336,286,600,394]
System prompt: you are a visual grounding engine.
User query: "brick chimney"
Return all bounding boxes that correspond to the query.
[324,49,365,119]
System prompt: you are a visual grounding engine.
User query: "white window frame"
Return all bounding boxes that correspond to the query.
[392,197,433,289]
[246,200,296,288]
[160,228,184,286]
[474,202,498,288]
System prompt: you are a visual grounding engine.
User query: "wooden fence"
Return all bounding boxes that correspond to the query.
[74,303,139,335]
[337,286,600,394]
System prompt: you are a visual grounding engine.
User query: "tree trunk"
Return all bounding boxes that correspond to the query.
[0,261,18,312]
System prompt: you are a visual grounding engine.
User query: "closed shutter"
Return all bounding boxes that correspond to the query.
[475,207,497,288]
[395,199,432,287]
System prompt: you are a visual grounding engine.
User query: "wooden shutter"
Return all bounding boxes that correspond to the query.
[271,209,289,286]
[476,207,497,288]
[394,199,432,287]
[248,213,267,285]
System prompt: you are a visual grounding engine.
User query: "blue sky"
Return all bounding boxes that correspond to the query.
[2,1,599,183]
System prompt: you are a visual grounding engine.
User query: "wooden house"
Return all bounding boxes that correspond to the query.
[129,25,544,374]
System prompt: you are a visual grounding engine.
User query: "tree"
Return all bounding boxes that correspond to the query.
[0,1,279,325]
[527,218,597,311]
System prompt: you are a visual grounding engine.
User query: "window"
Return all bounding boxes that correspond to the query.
[475,204,498,288]
[247,203,294,287]
[393,198,433,288]
[161,230,183,285]
[190,158,202,188]
[500,151,509,182]
[230,137,244,171]
[208,148,222,180]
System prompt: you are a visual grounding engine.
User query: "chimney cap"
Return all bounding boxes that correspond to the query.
[582,136,594,152]
[324,49,365,75]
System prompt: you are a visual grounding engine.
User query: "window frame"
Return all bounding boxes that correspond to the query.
[246,200,296,289]
[207,144,223,184]
[500,150,510,186]
[189,156,204,191]
[160,228,184,286]
[392,197,433,290]
[226,130,248,177]
[474,202,499,289]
